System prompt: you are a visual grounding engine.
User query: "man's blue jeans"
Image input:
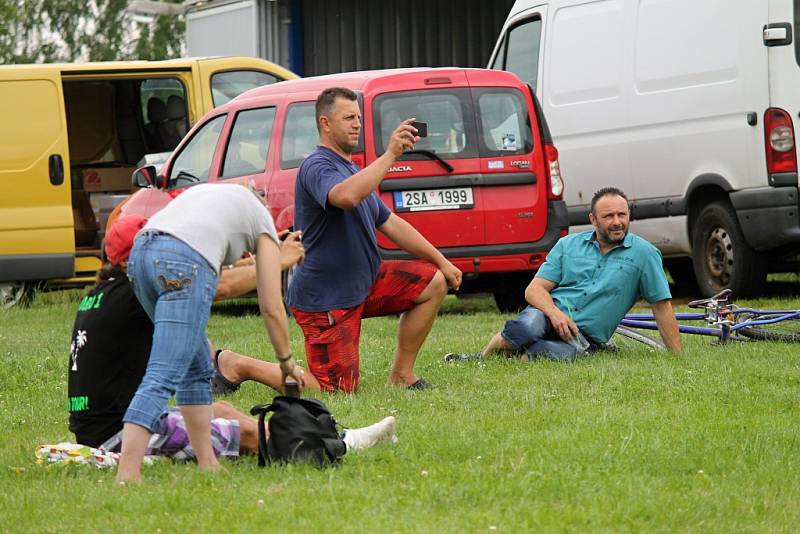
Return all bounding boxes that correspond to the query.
[501,306,591,362]
[124,232,218,432]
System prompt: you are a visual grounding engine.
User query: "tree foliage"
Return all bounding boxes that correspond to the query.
[0,0,185,64]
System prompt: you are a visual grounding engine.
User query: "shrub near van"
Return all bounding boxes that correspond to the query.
[0,57,296,306]
[491,0,800,297]
[124,68,569,311]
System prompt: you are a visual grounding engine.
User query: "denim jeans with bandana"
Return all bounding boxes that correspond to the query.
[124,232,218,432]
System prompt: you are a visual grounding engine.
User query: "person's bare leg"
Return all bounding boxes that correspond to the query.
[388,271,447,387]
[213,265,256,301]
[179,404,221,472]
[215,350,321,392]
[482,332,513,356]
[116,423,152,483]
[211,400,259,454]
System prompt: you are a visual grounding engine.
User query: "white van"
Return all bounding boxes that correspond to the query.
[489,0,800,297]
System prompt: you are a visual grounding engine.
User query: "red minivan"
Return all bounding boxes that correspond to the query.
[125,68,569,310]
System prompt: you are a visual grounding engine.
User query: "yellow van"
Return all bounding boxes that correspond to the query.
[0,57,297,304]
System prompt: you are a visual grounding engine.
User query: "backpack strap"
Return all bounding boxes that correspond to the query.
[249,402,277,467]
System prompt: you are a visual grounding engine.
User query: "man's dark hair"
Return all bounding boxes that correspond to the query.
[315,87,357,132]
[590,187,629,214]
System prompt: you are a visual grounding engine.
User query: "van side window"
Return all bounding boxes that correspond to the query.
[168,114,227,187]
[490,35,507,71]
[475,89,533,156]
[221,107,276,179]
[211,71,281,107]
[281,103,319,169]
[498,17,542,92]
[140,78,189,153]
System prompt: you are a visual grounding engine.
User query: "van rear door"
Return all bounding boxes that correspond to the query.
[0,67,74,281]
[372,72,485,249]
[467,69,548,246]
[766,0,800,179]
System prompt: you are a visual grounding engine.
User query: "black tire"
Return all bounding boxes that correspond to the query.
[493,289,527,313]
[691,201,767,298]
[492,274,530,313]
[737,315,800,342]
[0,281,35,309]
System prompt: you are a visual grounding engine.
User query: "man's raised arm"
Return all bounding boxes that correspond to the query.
[328,121,418,209]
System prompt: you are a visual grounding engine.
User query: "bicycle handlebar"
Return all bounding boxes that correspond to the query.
[687,288,733,309]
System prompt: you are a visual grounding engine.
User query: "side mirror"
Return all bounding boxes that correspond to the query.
[132,165,158,189]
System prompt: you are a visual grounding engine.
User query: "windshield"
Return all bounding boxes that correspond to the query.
[373,87,532,160]
[211,70,280,107]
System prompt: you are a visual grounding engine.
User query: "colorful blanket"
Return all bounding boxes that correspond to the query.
[35,442,163,468]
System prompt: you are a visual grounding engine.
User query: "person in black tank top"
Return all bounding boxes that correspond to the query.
[68,273,153,447]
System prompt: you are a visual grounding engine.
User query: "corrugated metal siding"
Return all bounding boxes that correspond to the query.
[299,0,515,75]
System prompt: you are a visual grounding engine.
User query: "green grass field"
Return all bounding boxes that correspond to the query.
[2,287,799,532]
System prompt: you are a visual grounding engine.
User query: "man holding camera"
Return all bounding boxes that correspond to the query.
[287,87,462,393]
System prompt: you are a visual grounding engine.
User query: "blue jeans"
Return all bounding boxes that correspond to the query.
[124,232,218,432]
[501,306,594,362]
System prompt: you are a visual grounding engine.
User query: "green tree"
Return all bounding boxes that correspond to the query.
[132,6,185,61]
[0,1,18,61]
[0,0,184,64]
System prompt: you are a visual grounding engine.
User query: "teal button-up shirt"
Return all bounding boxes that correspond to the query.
[535,230,671,343]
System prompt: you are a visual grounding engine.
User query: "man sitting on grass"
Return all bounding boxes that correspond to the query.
[447,187,681,362]
[67,216,396,461]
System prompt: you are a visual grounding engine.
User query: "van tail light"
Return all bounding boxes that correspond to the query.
[351,152,366,169]
[544,144,564,200]
[764,108,797,175]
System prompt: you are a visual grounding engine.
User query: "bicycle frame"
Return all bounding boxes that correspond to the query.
[621,309,800,342]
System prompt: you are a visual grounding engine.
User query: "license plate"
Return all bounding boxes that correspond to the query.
[393,187,474,212]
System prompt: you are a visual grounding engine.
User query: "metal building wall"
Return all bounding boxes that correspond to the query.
[298,0,515,76]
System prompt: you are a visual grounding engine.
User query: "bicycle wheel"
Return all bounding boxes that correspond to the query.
[737,315,800,342]
[613,326,667,351]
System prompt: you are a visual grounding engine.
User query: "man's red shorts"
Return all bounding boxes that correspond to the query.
[291,260,437,393]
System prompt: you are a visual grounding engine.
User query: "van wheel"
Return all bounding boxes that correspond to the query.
[493,275,529,312]
[692,201,767,298]
[0,282,35,309]
[493,289,526,313]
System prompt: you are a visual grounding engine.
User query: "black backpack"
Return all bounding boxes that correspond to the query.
[249,396,347,467]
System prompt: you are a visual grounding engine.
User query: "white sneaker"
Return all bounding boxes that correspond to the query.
[343,416,397,452]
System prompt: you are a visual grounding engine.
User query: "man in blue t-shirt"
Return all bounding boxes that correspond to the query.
[447,187,681,362]
[287,87,462,393]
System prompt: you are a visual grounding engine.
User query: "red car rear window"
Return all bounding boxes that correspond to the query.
[373,87,533,160]
[373,88,478,159]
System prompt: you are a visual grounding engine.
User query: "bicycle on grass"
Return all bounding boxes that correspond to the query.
[614,289,800,350]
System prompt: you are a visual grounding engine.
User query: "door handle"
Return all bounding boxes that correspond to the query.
[49,154,64,185]
[746,112,757,126]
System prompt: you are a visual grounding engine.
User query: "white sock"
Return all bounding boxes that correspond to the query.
[342,416,398,452]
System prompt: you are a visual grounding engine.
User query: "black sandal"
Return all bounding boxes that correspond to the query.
[211,349,240,396]
[444,352,483,362]
[406,377,433,390]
